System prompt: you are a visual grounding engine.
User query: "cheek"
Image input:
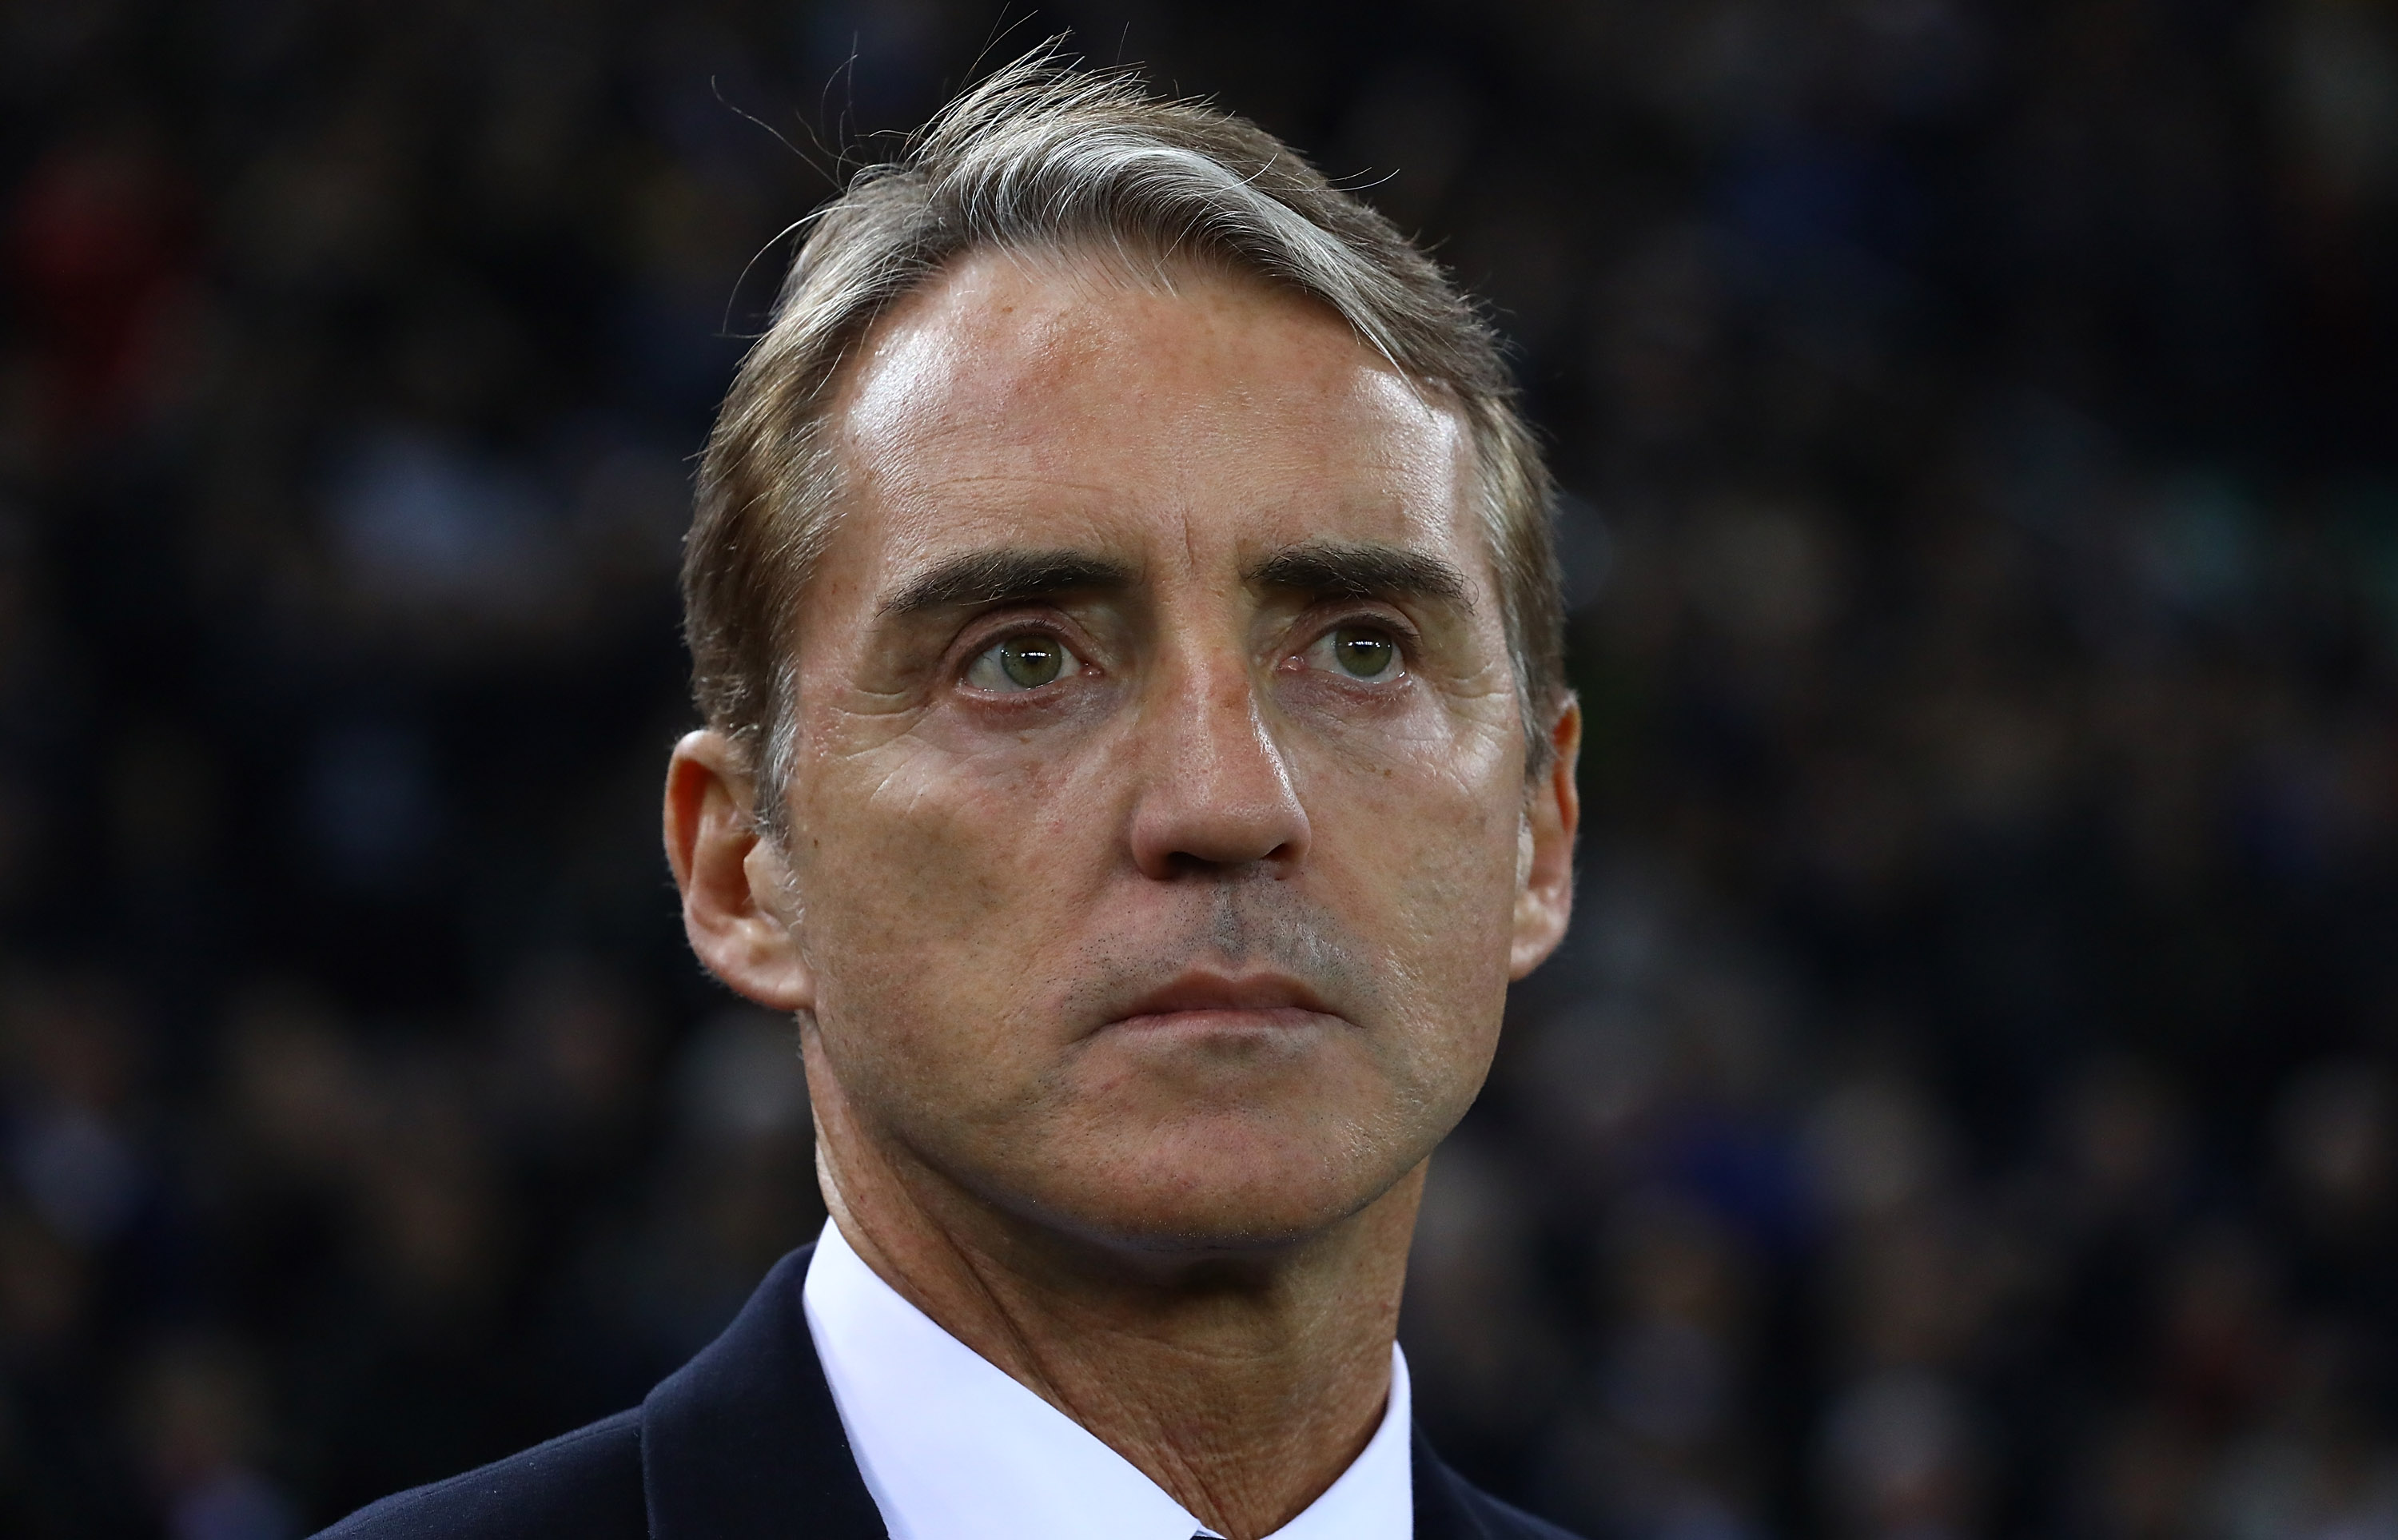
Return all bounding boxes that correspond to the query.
[786,730,1120,1037]
[1297,741,1525,1021]
[1301,697,1521,885]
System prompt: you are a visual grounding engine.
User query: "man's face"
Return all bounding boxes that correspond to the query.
[770,249,1571,1250]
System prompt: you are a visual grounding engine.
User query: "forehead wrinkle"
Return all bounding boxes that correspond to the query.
[825,245,1488,615]
[845,248,1428,440]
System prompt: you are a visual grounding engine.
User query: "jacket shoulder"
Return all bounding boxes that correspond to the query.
[1414,1434,1589,1540]
[1446,1482,1588,1540]
[312,1408,647,1540]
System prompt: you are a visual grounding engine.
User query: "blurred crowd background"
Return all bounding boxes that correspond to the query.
[2,1,2396,1536]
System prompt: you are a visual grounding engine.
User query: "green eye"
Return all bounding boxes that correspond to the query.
[966,635,1075,691]
[1330,627,1399,679]
[1000,638,1062,687]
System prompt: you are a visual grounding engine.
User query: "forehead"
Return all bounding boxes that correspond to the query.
[820,247,1480,574]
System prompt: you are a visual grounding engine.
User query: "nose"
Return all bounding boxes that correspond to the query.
[1126,648,1311,879]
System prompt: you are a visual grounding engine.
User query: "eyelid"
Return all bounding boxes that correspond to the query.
[1301,604,1421,654]
[954,600,1074,643]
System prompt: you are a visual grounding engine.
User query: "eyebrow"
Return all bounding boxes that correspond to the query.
[1245,541,1473,609]
[877,549,1137,619]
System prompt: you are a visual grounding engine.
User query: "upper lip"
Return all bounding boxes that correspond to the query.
[1113,972,1335,1021]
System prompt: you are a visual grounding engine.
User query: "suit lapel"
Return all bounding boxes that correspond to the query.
[641,1244,890,1540]
[640,1243,1511,1540]
[1411,1425,1490,1540]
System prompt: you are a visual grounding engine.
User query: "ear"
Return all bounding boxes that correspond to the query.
[1509,696,1581,979]
[663,730,815,1011]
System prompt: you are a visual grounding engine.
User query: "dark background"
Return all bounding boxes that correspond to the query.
[4,1,2396,1536]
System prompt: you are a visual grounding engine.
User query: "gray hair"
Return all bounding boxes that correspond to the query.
[684,46,1564,828]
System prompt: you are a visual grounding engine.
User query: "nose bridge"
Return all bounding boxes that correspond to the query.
[1129,603,1308,871]
[1152,619,1286,794]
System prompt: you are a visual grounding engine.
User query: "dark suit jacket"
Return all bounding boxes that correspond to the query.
[316,1244,1581,1540]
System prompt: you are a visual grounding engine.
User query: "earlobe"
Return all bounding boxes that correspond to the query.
[663,730,817,1011]
[1508,697,1581,980]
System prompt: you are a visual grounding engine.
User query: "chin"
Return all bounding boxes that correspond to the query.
[999,1114,1426,1256]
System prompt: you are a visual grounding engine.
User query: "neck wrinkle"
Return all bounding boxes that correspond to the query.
[804,1041,1418,1540]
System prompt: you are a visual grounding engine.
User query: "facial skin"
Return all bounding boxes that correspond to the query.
[665,246,1578,1537]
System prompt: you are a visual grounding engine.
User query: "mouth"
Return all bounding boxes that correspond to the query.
[1101,973,1344,1037]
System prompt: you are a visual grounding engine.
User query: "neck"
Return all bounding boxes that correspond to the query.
[807,1057,1420,1540]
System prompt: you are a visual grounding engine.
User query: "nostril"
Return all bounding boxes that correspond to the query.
[1131,788,1310,877]
[1156,838,1296,877]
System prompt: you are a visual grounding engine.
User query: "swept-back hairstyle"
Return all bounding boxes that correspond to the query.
[684,46,1564,825]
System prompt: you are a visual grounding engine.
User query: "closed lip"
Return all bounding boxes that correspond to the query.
[1104,973,1340,1029]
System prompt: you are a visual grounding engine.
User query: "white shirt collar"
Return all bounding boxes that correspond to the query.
[803,1219,1413,1540]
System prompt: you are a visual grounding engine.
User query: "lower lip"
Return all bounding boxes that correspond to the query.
[1107,1006,1335,1035]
